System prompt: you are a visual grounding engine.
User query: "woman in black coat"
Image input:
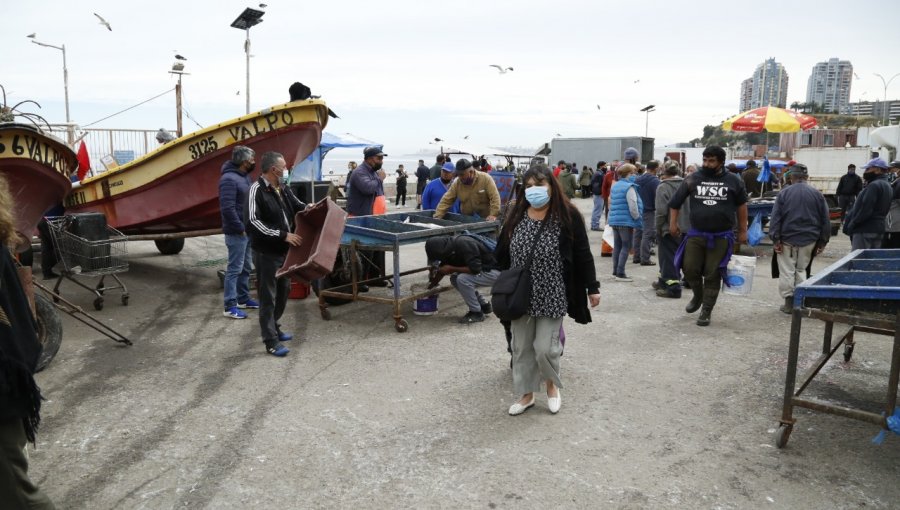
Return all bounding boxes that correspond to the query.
[494,165,600,416]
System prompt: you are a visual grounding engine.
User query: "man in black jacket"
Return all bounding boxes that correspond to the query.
[843,158,892,250]
[245,151,304,357]
[425,234,499,324]
[836,164,862,224]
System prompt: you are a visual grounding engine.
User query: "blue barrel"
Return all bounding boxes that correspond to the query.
[490,172,517,205]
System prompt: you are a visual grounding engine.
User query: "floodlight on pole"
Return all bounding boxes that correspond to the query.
[640,104,656,137]
[231,7,265,114]
[29,37,72,144]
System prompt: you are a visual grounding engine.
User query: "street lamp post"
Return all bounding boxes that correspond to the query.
[640,104,656,137]
[230,7,266,115]
[29,37,72,145]
[873,72,900,125]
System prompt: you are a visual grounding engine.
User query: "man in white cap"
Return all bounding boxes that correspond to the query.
[843,158,892,250]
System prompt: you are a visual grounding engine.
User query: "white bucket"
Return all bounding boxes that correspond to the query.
[723,255,757,296]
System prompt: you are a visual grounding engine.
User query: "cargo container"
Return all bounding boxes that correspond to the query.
[549,136,654,168]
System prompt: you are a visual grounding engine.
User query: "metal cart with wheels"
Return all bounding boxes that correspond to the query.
[776,249,900,448]
[46,215,130,311]
[316,211,498,332]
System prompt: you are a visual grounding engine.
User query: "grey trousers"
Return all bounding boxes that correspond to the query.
[639,210,656,262]
[777,242,815,298]
[851,232,882,250]
[510,315,564,394]
[255,251,290,345]
[0,419,56,510]
[450,270,500,312]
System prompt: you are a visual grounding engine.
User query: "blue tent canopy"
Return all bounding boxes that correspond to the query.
[290,132,381,182]
[725,159,789,170]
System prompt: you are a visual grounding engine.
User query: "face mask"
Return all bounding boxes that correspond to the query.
[440,176,452,184]
[525,186,550,208]
[246,162,256,173]
[372,162,383,171]
[626,175,636,183]
[863,171,878,182]
[282,170,290,184]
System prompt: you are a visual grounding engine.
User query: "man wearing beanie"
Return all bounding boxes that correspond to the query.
[434,159,501,220]
[843,158,892,250]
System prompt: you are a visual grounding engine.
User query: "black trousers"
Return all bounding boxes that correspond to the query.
[682,236,729,309]
[837,195,855,223]
[36,219,58,277]
[395,186,407,206]
[658,232,682,287]
[255,251,290,345]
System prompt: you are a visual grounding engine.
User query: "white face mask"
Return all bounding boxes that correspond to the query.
[282,169,290,184]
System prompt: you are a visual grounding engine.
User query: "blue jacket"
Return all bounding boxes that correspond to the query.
[422,178,460,213]
[218,161,252,235]
[634,172,659,212]
[608,180,643,228]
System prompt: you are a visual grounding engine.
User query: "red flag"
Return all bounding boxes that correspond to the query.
[76,141,91,181]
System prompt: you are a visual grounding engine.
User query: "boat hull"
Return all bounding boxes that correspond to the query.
[0,124,75,241]
[66,101,328,235]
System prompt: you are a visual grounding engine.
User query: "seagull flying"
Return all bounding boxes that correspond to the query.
[94,13,112,31]
[596,105,602,110]
[489,65,514,74]
[555,133,562,137]
[26,33,36,38]
[175,54,187,61]
[259,3,268,8]
[463,135,469,139]
[434,137,443,142]
[633,79,640,84]
[236,90,241,95]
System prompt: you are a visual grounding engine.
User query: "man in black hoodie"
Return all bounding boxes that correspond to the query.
[246,151,305,357]
[836,164,863,224]
[843,158,892,250]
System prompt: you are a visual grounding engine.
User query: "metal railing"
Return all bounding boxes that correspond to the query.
[46,125,173,176]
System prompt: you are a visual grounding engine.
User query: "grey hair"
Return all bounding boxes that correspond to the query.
[231,145,255,165]
[260,151,284,173]
[663,160,682,176]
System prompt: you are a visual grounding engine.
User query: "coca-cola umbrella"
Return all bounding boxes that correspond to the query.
[722,106,818,133]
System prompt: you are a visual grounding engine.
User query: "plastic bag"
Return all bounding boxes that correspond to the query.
[748,213,763,246]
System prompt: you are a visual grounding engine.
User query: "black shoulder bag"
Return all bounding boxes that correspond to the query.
[491,218,548,321]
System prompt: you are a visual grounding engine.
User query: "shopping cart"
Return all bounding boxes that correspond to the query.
[46,215,130,310]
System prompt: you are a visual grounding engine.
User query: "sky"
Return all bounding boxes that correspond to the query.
[4,0,900,156]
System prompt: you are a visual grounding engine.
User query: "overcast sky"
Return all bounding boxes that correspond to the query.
[5,0,900,155]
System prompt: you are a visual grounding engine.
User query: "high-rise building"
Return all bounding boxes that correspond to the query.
[805,58,853,113]
[749,58,789,109]
[739,78,753,112]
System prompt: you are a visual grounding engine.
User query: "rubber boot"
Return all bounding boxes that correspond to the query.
[780,296,793,314]
[685,286,703,313]
[696,288,719,326]
[696,306,712,326]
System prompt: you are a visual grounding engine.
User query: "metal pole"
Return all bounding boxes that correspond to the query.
[61,44,72,145]
[874,73,900,125]
[645,111,649,137]
[245,28,250,114]
[175,75,183,138]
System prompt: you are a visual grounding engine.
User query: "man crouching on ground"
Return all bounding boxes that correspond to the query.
[246,151,304,357]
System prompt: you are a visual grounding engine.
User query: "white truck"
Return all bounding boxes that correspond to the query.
[793,146,890,196]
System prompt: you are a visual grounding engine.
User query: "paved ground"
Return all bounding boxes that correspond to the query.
[30,198,900,509]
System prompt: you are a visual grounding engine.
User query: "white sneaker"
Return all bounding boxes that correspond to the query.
[508,395,535,416]
[548,390,561,414]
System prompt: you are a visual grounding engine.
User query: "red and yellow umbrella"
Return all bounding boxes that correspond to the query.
[722,106,818,133]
